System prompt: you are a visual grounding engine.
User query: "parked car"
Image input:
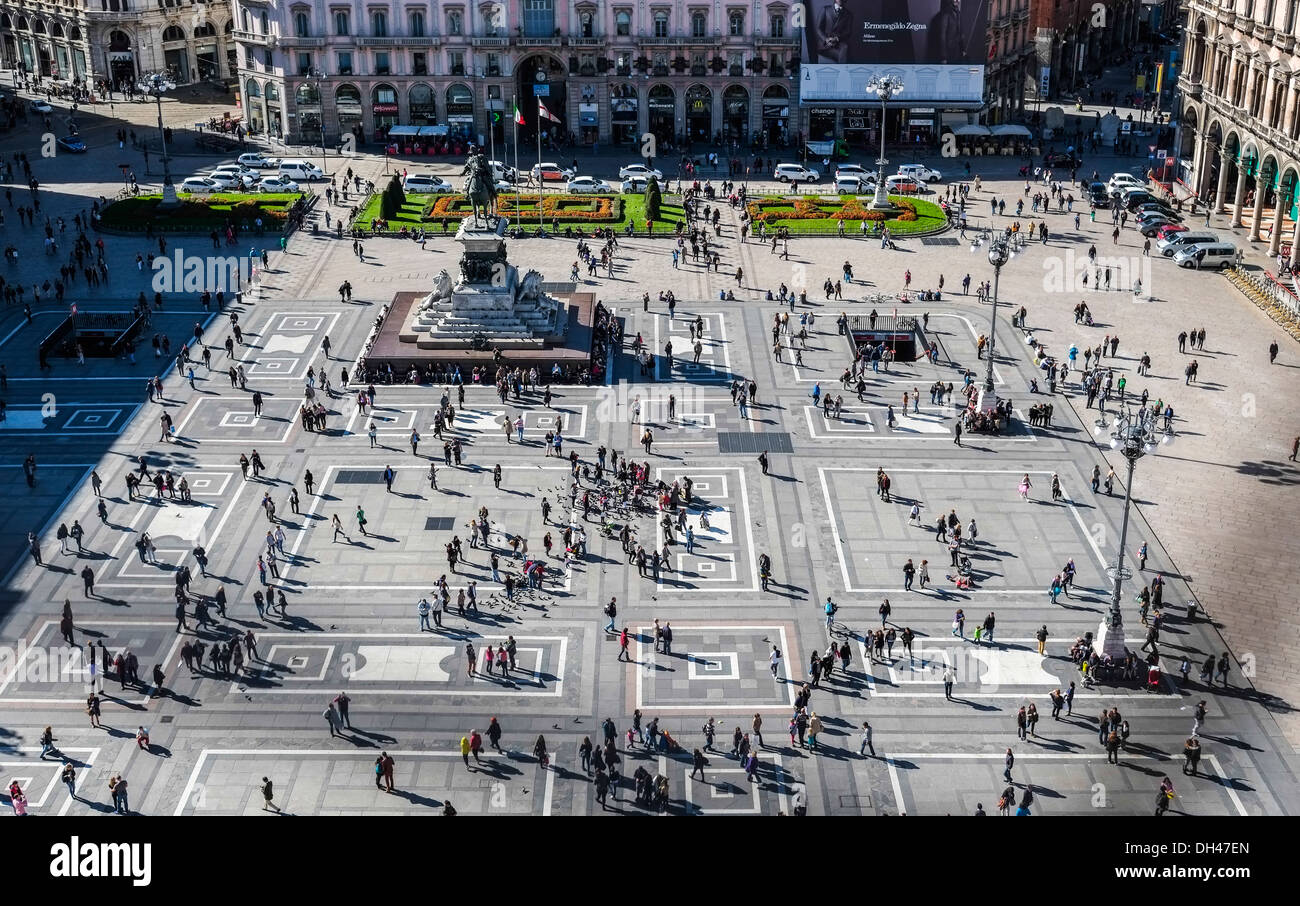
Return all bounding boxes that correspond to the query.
[621,176,650,193]
[1173,241,1237,269]
[1134,201,1179,220]
[488,160,517,182]
[1087,183,1111,207]
[238,152,281,169]
[619,163,663,181]
[258,176,301,193]
[835,175,870,195]
[532,162,575,181]
[834,164,872,181]
[774,163,820,182]
[1108,173,1145,194]
[402,174,454,193]
[1156,223,1189,241]
[179,177,221,195]
[56,135,86,153]
[884,174,920,193]
[211,164,261,187]
[897,163,942,182]
[566,176,613,194]
[205,171,250,190]
[1139,218,1180,237]
[1158,230,1218,255]
[278,161,325,182]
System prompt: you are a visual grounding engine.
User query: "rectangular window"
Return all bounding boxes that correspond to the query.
[487,52,501,76]
[523,0,555,37]
[338,51,353,75]
[450,50,465,75]
[770,14,785,37]
[297,52,311,75]
[412,52,427,75]
[375,51,390,74]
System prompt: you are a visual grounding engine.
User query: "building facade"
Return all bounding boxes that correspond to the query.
[1032,0,1144,103]
[0,0,237,88]
[1178,0,1300,265]
[232,0,804,148]
[984,0,1035,126]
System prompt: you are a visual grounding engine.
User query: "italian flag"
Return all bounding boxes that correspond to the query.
[513,102,525,125]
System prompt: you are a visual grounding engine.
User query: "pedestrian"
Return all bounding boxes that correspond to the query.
[261,777,280,811]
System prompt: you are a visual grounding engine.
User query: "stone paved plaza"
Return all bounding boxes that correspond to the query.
[1,77,1299,818]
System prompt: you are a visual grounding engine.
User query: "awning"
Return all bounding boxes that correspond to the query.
[951,124,991,136]
[417,125,449,136]
[387,125,419,137]
[990,123,1033,137]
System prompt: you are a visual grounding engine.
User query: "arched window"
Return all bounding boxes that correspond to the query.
[615,11,631,35]
[728,9,744,36]
[294,12,310,37]
[162,25,186,42]
[69,26,81,40]
[50,22,63,38]
[245,78,262,98]
[691,11,706,37]
[448,10,463,35]
[296,82,320,106]
[32,20,46,35]
[194,23,215,37]
[265,81,280,101]
[580,11,594,37]
[653,10,668,37]
[16,16,28,30]
[242,10,251,31]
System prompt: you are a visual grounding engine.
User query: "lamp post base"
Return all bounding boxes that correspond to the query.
[1093,615,1129,660]
[158,183,180,208]
[868,187,897,213]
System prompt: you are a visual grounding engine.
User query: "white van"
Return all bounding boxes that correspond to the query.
[1158,230,1217,256]
[1174,242,1237,269]
[278,160,325,182]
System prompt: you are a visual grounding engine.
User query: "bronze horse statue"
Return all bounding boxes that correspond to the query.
[462,148,498,226]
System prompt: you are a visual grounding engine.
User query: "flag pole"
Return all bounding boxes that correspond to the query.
[512,93,519,205]
[537,98,543,235]
[489,101,496,169]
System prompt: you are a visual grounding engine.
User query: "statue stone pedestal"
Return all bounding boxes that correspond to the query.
[398,216,569,349]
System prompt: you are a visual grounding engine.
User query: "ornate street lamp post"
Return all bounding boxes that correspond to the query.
[140,71,177,206]
[983,237,1011,394]
[864,75,903,212]
[1093,401,1174,659]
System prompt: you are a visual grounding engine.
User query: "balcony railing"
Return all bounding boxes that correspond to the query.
[516,35,563,46]
[356,36,399,46]
[570,36,602,46]
[233,29,271,46]
[757,35,799,46]
[472,35,510,46]
[277,36,326,48]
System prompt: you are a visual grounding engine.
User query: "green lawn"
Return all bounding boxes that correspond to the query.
[99,192,305,232]
[749,194,949,235]
[352,191,685,233]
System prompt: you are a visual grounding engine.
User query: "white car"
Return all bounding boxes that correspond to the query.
[774,163,819,183]
[621,176,650,193]
[238,152,281,169]
[618,164,663,182]
[898,164,942,182]
[1108,173,1144,193]
[566,176,612,194]
[30,99,53,114]
[212,164,261,187]
[179,177,221,195]
[835,175,871,195]
[258,176,301,193]
[402,174,454,193]
[205,171,250,190]
[489,160,517,182]
[834,164,872,181]
[494,179,517,193]
[532,162,575,181]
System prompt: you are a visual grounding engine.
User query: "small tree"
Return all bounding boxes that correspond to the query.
[644,175,661,223]
[380,174,405,220]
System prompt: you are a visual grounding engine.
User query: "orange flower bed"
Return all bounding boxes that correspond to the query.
[746,196,918,224]
[427,193,620,222]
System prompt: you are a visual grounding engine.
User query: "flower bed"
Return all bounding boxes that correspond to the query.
[97,193,305,233]
[427,193,621,222]
[744,194,946,235]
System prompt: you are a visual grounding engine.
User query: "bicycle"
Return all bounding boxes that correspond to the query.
[828,620,855,641]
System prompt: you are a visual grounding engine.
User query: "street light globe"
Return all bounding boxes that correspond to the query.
[1109,436,1119,450]
[988,243,1010,267]
[1162,431,1174,446]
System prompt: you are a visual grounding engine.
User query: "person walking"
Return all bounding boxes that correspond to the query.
[859,721,875,757]
[260,777,281,811]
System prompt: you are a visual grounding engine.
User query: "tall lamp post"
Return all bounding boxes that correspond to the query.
[140,71,177,206]
[310,68,327,175]
[978,237,1013,394]
[1092,401,1174,659]
[865,75,903,212]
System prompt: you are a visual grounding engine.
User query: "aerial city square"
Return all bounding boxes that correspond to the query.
[0,0,1296,837]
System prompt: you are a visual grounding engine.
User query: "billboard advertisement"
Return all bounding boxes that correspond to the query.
[800,0,989,104]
